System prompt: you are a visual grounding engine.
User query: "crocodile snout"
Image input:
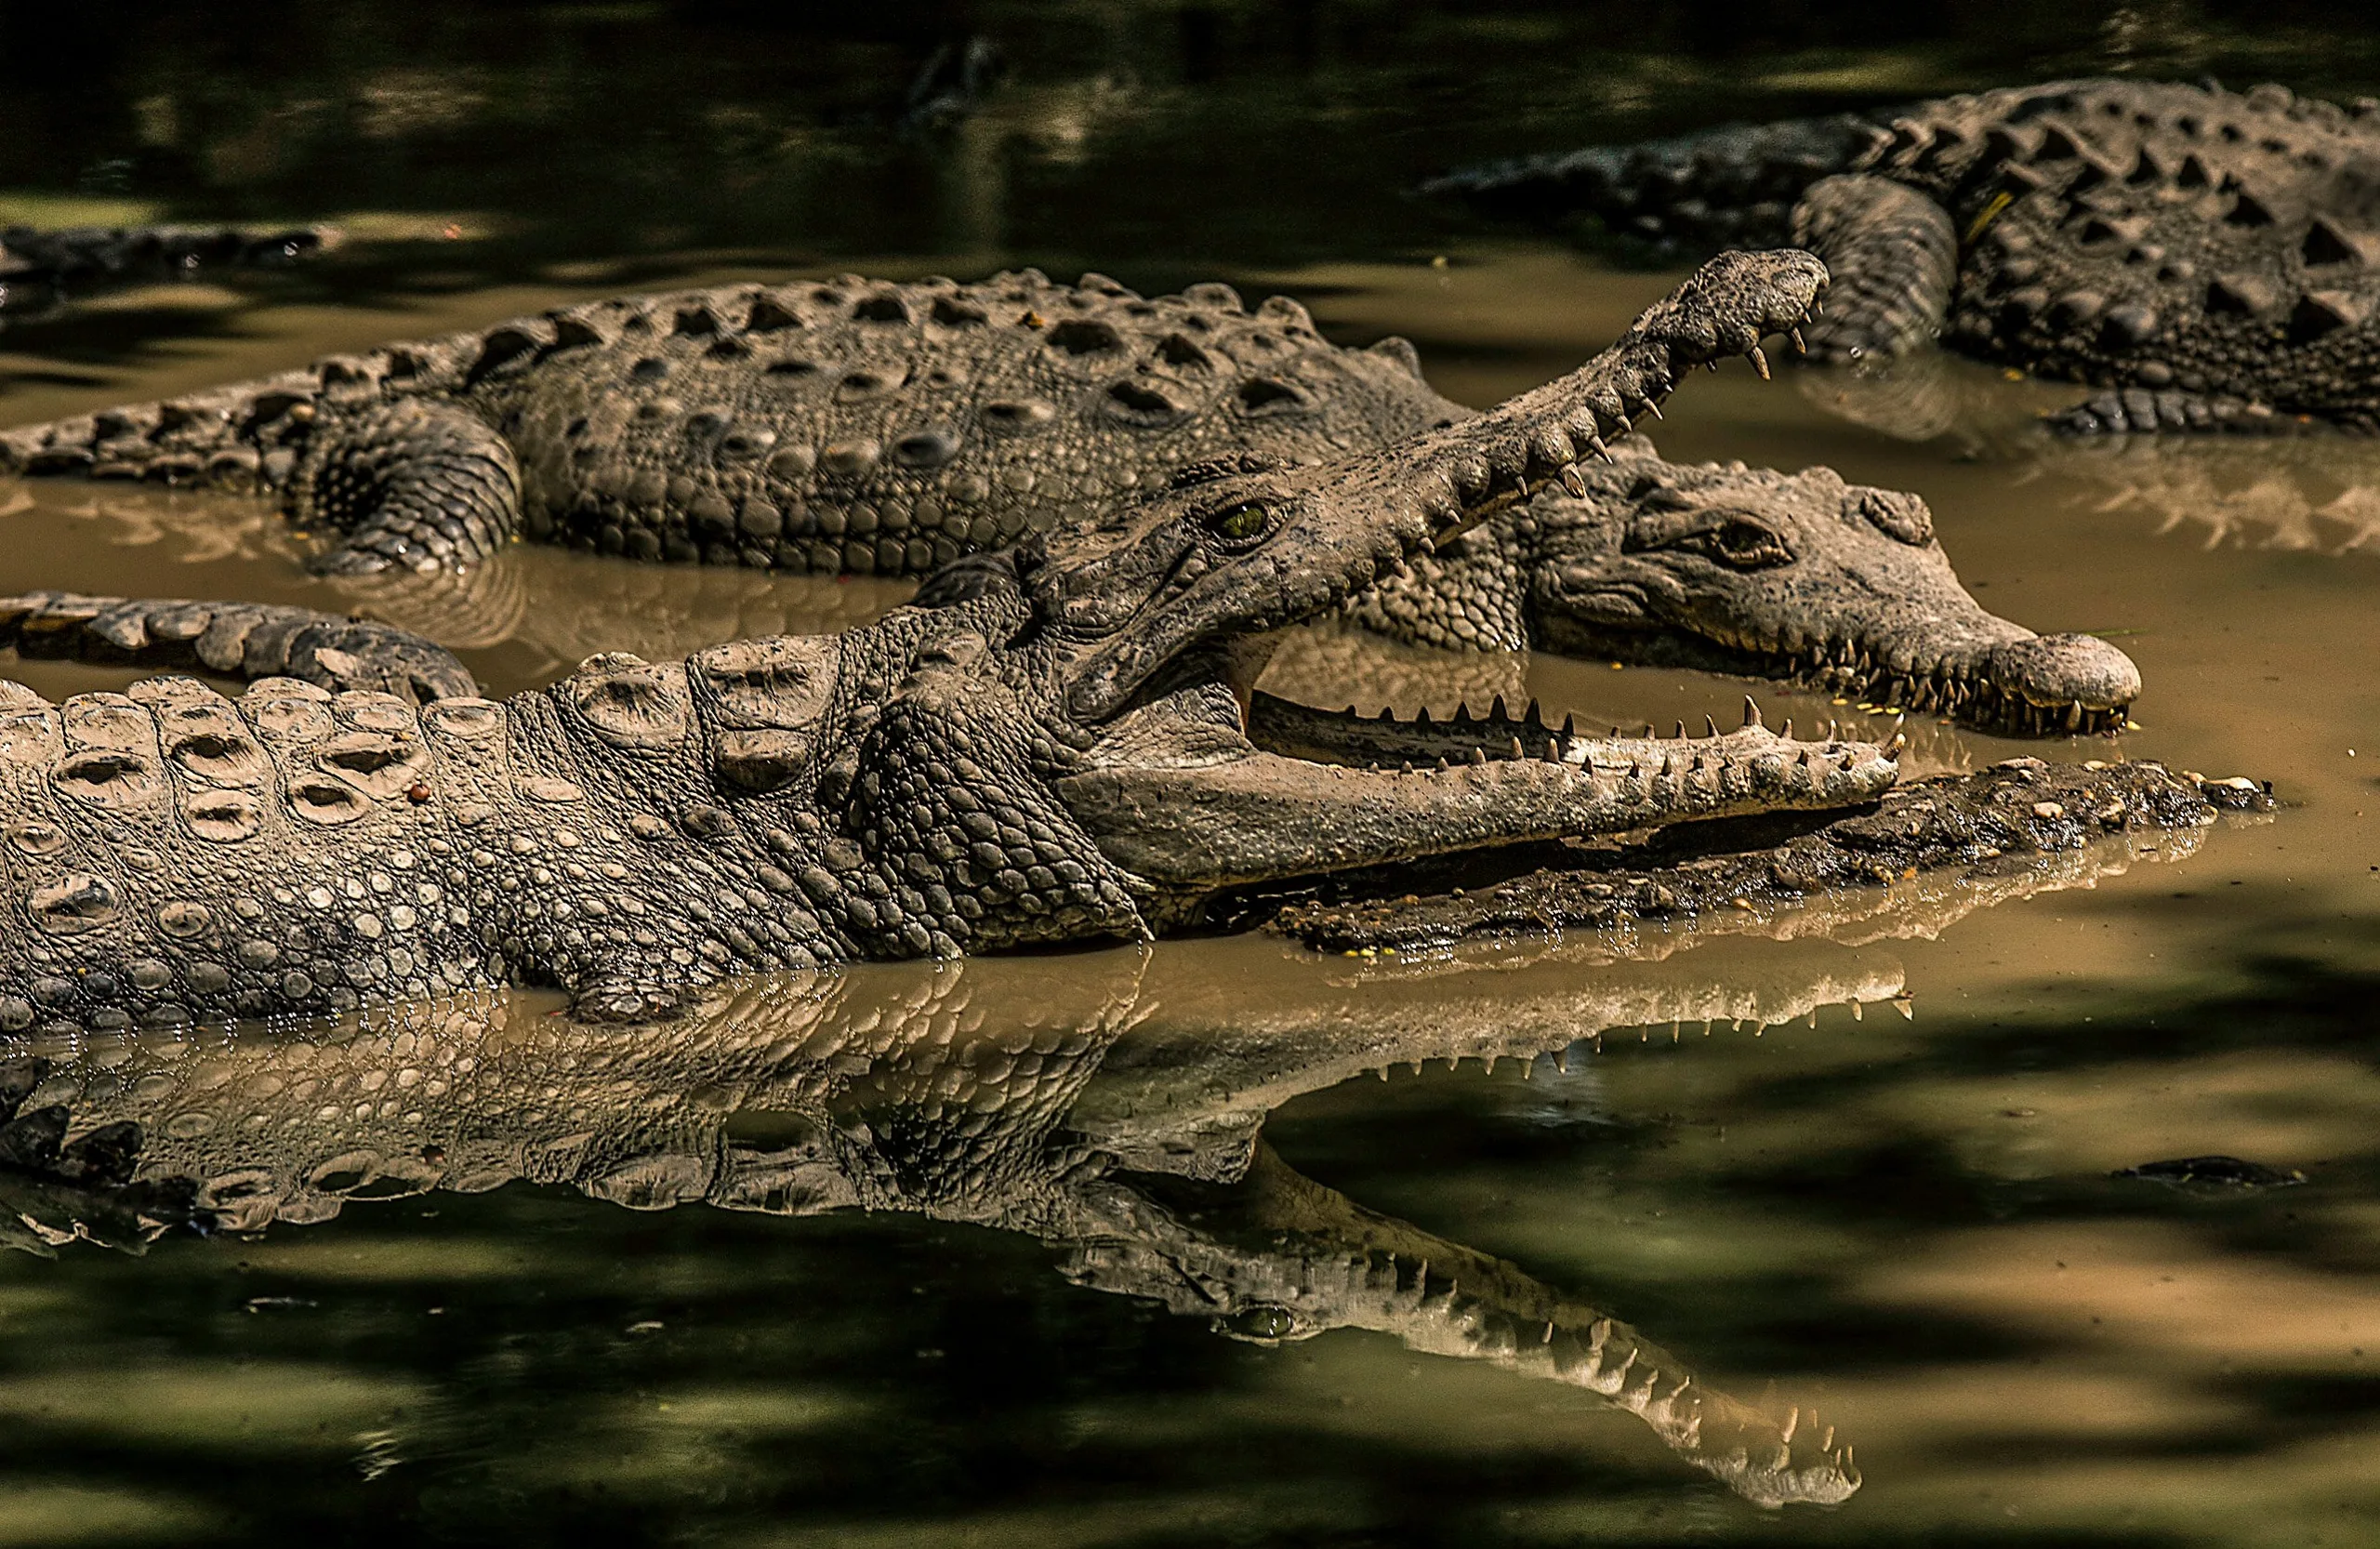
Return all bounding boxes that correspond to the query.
[1980,632,2141,712]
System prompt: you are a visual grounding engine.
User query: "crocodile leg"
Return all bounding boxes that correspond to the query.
[0,590,479,701]
[1791,174,1958,363]
[287,399,522,574]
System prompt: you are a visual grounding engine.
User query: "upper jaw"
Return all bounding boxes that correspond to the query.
[1038,248,1834,726]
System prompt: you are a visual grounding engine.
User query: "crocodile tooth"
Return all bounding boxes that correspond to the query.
[1674,721,1687,739]
[1468,747,1488,765]
[1704,715,1720,737]
[1746,345,1771,379]
[1885,734,1907,761]
[1544,739,1561,761]
[1789,324,1806,352]
[1507,736,1525,760]
[1779,718,1792,738]
[1560,713,1576,739]
[1559,463,1589,497]
[1740,695,1763,729]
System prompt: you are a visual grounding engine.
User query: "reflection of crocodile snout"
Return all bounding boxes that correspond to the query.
[1980,632,2142,714]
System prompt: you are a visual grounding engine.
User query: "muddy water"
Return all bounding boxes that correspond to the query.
[6,155,2380,1549]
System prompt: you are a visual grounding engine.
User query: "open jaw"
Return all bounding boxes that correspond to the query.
[1017,251,1906,907]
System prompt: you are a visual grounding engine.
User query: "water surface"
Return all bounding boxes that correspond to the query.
[4,10,2379,1544]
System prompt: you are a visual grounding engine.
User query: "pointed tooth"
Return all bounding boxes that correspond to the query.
[1561,712,1576,739]
[1643,399,1663,419]
[1508,736,1525,760]
[1400,761,1413,774]
[2066,699,2082,731]
[1544,739,1561,761]
[1559,463,1589,498]
[1468,747,1488,765]
[1885,733,1907,761]
[1740,695,1763,729]
[1746,344,1771,379]
[1675,721,1686,739]
[1704,715,1720,738]
[1779,718,1792,738]
[1789,324,1806,353]
[1524,698,1544,729]
[1435,756,1450,771]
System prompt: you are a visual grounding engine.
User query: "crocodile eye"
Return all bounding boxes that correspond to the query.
[1666,516,1792,569]
[1205,501,1273,547]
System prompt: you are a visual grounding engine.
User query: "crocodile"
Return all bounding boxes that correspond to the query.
[0,222,326,326]
[0,436,2144,736]
[0,260,2141,735]
[0,943,1903,1503]
[0,252,1911,1034]
[1426,79,2380,432]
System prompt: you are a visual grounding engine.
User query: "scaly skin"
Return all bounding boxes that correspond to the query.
[0,258,2140,733]
[1429,79,2380,430]
[0,223,325,324]
[0,435,2143,736]
[0,252,1904,1035]
[1275,756,2275,954]
[2,944,1890,1503]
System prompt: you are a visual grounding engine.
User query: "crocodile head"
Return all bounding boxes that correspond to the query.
[932,251,1902,907]
[1526,457,2142,735]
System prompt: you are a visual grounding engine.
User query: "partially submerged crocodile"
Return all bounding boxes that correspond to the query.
[0,944,1901,1503]
[0,263,2139,734]
[0,223,325,325]
[1428,79,2380,431]
[0,253,1912,1033]
[0,440,2144,735]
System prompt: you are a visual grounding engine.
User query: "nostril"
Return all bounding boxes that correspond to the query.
[1983,633,2143,709]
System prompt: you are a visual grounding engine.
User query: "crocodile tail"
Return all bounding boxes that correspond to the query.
[0,590,477,702]
[1420,114,1886,251]
[0,224,330,317]
[0,368,323,488]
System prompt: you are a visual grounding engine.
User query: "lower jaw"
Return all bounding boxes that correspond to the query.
[1767,653,2129,738]
[1540,623,2128,737]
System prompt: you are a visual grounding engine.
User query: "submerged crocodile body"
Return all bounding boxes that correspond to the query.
[0,261,2139,734]
[0,223,325,326]
[0,253,1917,1034]
[1430,79,2380,431]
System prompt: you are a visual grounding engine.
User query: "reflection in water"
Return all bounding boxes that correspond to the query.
[9,945,1894,1507]
[2029,433,2380,559]
[1789,346,2380,561]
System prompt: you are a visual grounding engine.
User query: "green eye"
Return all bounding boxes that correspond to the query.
[1209,502,1271,544]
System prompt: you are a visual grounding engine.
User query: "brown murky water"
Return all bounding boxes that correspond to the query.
[7,49,2380,1546]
